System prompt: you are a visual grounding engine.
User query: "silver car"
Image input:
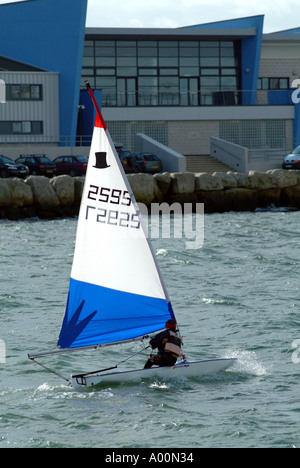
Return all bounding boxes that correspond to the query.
[282,146,300,169]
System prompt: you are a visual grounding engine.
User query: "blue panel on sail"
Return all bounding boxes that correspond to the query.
[58,279,175,350]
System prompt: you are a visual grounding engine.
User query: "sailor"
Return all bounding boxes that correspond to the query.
[144,319,182,369]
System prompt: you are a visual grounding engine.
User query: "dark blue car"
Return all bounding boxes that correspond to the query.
[0,155,29,179]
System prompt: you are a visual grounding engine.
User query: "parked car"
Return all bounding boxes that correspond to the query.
[116,148,137,173]
[15,155,56,177]
[53,155,88,176]
[0,155,29,179]
[134,153,163,174]
[282,146,300,169]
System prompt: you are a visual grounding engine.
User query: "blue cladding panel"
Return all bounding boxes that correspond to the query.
[58,278,175,349]
[0,0,88,144]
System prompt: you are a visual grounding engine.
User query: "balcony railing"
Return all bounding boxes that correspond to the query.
[101,89,295,107]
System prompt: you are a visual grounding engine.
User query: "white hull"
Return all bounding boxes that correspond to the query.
[72,358,237,391]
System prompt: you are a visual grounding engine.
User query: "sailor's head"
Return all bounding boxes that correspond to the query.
[165,319,177,330]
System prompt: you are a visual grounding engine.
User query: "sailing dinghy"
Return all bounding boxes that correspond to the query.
[28,83,236,391]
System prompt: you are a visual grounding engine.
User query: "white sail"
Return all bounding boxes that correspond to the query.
[57,85,175,350]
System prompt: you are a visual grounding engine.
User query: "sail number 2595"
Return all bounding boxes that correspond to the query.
[87,185,132,206]
[85,184,140,229]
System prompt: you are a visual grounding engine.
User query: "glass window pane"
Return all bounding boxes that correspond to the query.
[138,47,157,57]
[259,78,269,90]
[221,76,237,88]
[270,78,279,89]
[160,68,178,75]
[0,122,12,134]
[82,57,95,66]
[96,77,116,87]
[201,68,219,76]
[159,47,178,57]
[221,68,237,75]
[200,57,220,67]
[139,77,158,87]
[117,67,137,76]
[138,57,158,67]
[221,47,234,57]
[280,78,289,89]
[20,85,30,99]
[95,47,115,57]
[180,67,199,76]
[95,57,115,67]
[201,76,220,87]
[200,47,219,57]
[221,57,236,67]
[159,57,178,67]
[30,85,41,99]
[84,46,94,57]
[22,121,31,134]
[32,122,43,135]
[117,57,136,66]
[179,47,199,57]
[12,122,22,133]
[139,69,158,75]
[82,68,94,76]
[116,47,136,57]
[180,57,199,66]
[159,76,179,87]
[11,85,20,99]
[96,68,115,76]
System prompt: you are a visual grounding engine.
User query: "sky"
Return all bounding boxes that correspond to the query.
[0,0,299,33]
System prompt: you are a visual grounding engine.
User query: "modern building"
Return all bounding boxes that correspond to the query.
[0,0,300,171]
[81,17,300,166]
[0,0,87,146]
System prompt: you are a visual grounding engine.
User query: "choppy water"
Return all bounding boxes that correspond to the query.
[1,210,300,448]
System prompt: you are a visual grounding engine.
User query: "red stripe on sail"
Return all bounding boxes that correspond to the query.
[95,113,105,129]
[85,82,107,131]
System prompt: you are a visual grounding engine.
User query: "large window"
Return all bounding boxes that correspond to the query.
[82,38,241,107]
[6,84,43,101]
[0,121,43,135]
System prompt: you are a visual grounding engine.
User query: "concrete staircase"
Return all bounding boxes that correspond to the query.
[186,155,232,173]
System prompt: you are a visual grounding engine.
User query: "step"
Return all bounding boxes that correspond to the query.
[186,155,233,173]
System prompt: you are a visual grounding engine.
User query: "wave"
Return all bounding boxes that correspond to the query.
[222,349,269,377]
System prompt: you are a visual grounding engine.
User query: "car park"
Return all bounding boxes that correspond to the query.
[15,155,56,177]
[53,155,88,176]
[134,153,163,174]
[0,155,29,178]
[282,146,300,169]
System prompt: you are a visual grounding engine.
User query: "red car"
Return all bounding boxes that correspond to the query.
[53,155,88,176]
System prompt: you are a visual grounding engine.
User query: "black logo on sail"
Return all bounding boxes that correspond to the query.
[93,152,110,169]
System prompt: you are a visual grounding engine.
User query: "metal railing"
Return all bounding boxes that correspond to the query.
[100,89,295,107]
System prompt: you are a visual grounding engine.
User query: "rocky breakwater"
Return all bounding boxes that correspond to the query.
[1,170,300,220]
[0,175,84,220]
[128,169,300,213]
